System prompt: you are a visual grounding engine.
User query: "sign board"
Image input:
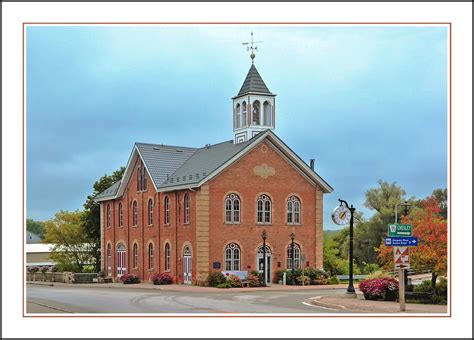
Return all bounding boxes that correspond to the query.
[388,223,412,237]
[394,246,410,270]
[212,261,221,269]
[385,237,418,247]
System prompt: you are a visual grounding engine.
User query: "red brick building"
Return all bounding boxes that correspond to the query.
[96,60,333,285]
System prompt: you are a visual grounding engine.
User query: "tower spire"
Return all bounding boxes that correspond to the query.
[242,32,262,64]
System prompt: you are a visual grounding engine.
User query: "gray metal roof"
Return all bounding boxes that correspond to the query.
[159,138,253,189]
[95,180,121,200]
[237,64,272,97]
[135,143,197,186]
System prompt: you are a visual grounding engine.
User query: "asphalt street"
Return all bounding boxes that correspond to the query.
[26,285,346,314]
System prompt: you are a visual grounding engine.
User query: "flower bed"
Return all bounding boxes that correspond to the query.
[150,273,173,285]
[359,277,399,301]
[119,273,140,284]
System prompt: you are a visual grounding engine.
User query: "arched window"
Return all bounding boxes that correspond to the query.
[107,243,112,276]
[252,100,261,125]
[164,196,170,225]
[148,243,154,270]
[257,194,271,224]
[165,242,171,271]
[225,193,240,223]
[106,204,111,227]
[133,243,138,269]
[263,101,272,126]
[286,243,301,269]
[148,198,153,225]
[287,195,301,224]
[143,168,147,191]
[132,201,138,226]
[235,104,241,128]
[225,243,241,271]
[137,167,142,191]
[118,203,123,227]
[184,193,190,224]
[242,102,247,127]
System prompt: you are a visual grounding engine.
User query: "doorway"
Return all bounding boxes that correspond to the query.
[257,245,272,285]
[183,245,192,284]
[116,244,126,278]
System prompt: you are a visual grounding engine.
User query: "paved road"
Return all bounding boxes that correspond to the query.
[26,285,346,314]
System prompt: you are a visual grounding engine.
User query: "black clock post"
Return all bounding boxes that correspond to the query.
[338,198,356,294]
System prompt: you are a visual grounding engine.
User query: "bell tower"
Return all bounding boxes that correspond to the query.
[233,33,276,144]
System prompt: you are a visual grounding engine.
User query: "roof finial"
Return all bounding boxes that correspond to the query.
[242,32,262,64]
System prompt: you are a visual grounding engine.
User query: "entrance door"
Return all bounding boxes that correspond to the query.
[183,246,192,284]
[257,245,272,285]
[116,244,126,277]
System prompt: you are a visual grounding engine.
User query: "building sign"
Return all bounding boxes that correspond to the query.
[388,223,413,237]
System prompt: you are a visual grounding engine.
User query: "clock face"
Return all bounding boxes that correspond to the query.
[332,205,351,225]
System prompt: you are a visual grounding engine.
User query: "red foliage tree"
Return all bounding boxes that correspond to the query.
[378,195,448,290]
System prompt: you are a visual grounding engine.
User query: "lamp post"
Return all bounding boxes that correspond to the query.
[290,232,296,285]
[337,199,356,294]
[262,229,267,286]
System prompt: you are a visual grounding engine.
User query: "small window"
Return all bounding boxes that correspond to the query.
[143,168,147,191]
[118,203,123,227]
[242,101,247,127]
[287,243,301,269]
[235,104,241,128]
[287,195,301,224]
[133,243,139,269]
[164,196,170,225]
[107,244,112,276]
[165,243,171,271]
[137,167,142,191]
[224,193,240,223]
[184,193,190,224]
[132,201,138,226]
[257,194,271,224]
[106,204,111,227]
[252,100,261,125]
[263,101,272,126]
[148,199,153,225]
[148,243,154,270]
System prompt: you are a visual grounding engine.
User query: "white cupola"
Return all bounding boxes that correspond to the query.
[232,34,276,144]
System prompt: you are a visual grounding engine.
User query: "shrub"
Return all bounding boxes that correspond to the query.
[368,270,391,279]
[435,277,448,297]
[414,280,433,293]
[150,273,173,285]
[304,267,317,280]
[359,278,399,301]
[207,271,226,287]
[227,274,242,288]
[119,273,140,284]
[216,282,231,289]
[51,266,59,273]
[328,275,340,285]
[296,275,310,285]
[247,272,261,287]
[314,269,329,279]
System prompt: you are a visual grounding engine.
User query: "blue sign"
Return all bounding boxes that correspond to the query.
[385,237,418,246]
[212,261,221,269]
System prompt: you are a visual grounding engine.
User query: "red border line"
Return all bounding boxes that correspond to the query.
[22,22,452,319]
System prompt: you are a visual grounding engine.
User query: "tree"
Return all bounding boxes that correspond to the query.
[430,188,447,219]
[43,210,95,272]
[83,167,125,271]
[26,219,45,239]
[378,195,447,290]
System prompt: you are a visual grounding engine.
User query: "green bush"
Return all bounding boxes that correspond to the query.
[207,271,226,287]
[304,267,317,280]
[435,277,448,297]
[296,275,310,285]
[247,272,262,287]
[227,274,242,288]
[414,280,433,293]
[328,275,340,285]
[216,282,231,289]
[368,270,391,279]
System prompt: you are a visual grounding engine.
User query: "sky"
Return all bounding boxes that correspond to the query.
[26,25,448,229]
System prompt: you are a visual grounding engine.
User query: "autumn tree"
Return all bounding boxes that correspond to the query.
[83,167,125,271]
[26,219,45,239]
[43,210,95,272]
[378,195,448,291]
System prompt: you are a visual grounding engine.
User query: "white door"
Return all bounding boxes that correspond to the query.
[116,244,126,277]
[183,246,192,284]
[257,245,272,285]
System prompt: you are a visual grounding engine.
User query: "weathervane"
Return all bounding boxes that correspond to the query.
[242,32,262,64]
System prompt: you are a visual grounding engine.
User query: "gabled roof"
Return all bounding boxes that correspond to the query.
[236,64,273,97]
[95,130,333,202]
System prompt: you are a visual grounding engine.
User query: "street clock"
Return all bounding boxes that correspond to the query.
[332,205,352,225]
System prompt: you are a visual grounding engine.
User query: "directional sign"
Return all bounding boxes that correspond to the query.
[394,246,410,270]
[388,224,412,237]
[385,237,418,247]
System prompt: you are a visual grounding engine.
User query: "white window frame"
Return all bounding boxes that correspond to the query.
[286,243,301,269]
[184,193,190,224]
[224,242,241,271]
[165,243,171,271]
[224,193,240,224]
[257,194,271,224]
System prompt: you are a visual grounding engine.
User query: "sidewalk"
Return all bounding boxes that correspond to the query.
[307,293,448,314]
[27,281,351,293]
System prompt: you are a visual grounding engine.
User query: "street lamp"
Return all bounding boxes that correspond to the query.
[395,201,412,224]
[261,229,267,286]
[290,232,296,285]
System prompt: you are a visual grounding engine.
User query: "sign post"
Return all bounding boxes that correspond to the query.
[398,268,406,311]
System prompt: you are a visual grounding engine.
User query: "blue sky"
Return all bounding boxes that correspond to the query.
[26,25,448,229]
